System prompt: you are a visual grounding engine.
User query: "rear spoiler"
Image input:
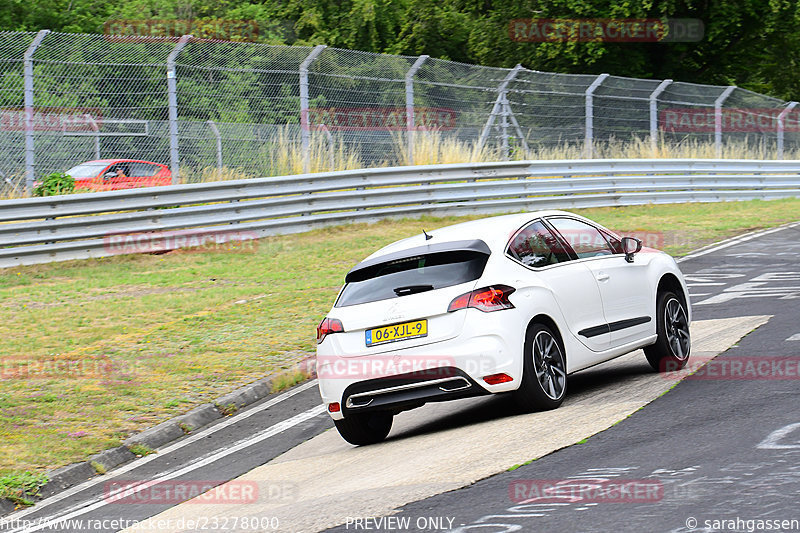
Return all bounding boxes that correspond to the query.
[345,239,491,283]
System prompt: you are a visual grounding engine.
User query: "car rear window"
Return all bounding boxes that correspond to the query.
[335,250,489,307]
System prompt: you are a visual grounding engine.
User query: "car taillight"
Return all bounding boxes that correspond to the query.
[316,317,344,344]
[447,285,516,313]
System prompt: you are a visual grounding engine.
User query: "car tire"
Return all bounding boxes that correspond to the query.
[645,290,691,372]
[513,323,567,412]
[334,412,393,445]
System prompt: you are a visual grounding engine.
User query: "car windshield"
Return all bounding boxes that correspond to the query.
[335,250,489,307]
[64,162,109,178]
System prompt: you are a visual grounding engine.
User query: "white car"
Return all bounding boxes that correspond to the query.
[316,210,691,445]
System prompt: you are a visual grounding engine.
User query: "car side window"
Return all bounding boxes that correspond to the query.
[507,220,572,268]
[600,229,624,254]
[547,217,614,259]
[129,163,157,177]
[106,163,130,178]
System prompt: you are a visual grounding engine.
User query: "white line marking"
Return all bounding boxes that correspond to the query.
[9,403,327,533]
[787,334,800,342]
[0,380,319,527]
[677,221,800,263]
[757,422,800,449]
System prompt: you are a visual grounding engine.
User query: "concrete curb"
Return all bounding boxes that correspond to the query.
[2,360,315,515]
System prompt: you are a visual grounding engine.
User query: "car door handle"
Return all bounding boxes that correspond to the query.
[596,272,610,282]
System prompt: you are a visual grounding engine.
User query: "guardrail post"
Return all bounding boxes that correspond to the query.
[479,64,523,153]
[649,79,672,156]
[584,73,609,158]
[405,55,428,165]
[776,102,797,160]
[714,85,736,158]
[167,35,192,185]
[206,120,223,171]
[300,45,327,174]
[23,29,50,195]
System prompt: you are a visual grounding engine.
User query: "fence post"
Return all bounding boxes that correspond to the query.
[206,120,223,171]
[584,73,609,158]
[714,85,736,158]
[479,64,523,151]
[649,79,672,156]
[299,45,327,174]
[85,114,101,160]
[23,29,50,195]
[167,35,192,185]
[405,55,428,165]
[776,101,797,160]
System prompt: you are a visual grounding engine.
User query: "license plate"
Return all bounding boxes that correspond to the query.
[365,320,428,347]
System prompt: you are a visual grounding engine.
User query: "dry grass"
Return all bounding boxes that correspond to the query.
[185,166,255,183]
[0,173,27,200]
[4,133,799,200]
[395,131,505,165]
[264,129,366,176]
[399,133,800,165]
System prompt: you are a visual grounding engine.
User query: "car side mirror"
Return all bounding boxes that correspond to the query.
[103,172,116,180]
[621,237,643,263]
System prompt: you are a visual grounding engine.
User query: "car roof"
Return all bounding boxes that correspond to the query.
[362,210,600,261]
[79,159,164,165]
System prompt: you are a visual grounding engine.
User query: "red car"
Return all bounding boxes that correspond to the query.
[65,159,171,190]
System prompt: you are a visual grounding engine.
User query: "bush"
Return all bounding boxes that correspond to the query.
[33,172,75,197]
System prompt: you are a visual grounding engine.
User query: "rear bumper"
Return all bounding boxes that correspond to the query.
[317,321,523,420]
[340,367,487,417]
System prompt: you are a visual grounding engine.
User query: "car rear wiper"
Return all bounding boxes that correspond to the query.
[393,284,434,296]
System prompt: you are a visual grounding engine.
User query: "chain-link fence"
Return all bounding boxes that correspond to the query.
[1,29,798,194]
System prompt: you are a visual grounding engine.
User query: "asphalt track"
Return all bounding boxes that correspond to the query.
[2,221,798,533]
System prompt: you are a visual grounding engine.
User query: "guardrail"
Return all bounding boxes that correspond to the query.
[1,159,799,268]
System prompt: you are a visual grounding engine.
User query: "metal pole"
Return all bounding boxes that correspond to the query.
[299,45,327,174]
[649,79,672,156]
[504,93,530,157]
[500,93,510,160]
[776,102,797,160]
[478,64,523,150]
[584,73,609,158]
[85,113,100,159]
[167,34,192,185]
[206,120,223,171]
[23,29,50,195]
[714,85,736,158]
[405,55,428,165]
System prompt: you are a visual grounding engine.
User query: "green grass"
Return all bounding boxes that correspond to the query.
[0,472,48,506]
[127,444,155,457]
[1,198,799,482]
